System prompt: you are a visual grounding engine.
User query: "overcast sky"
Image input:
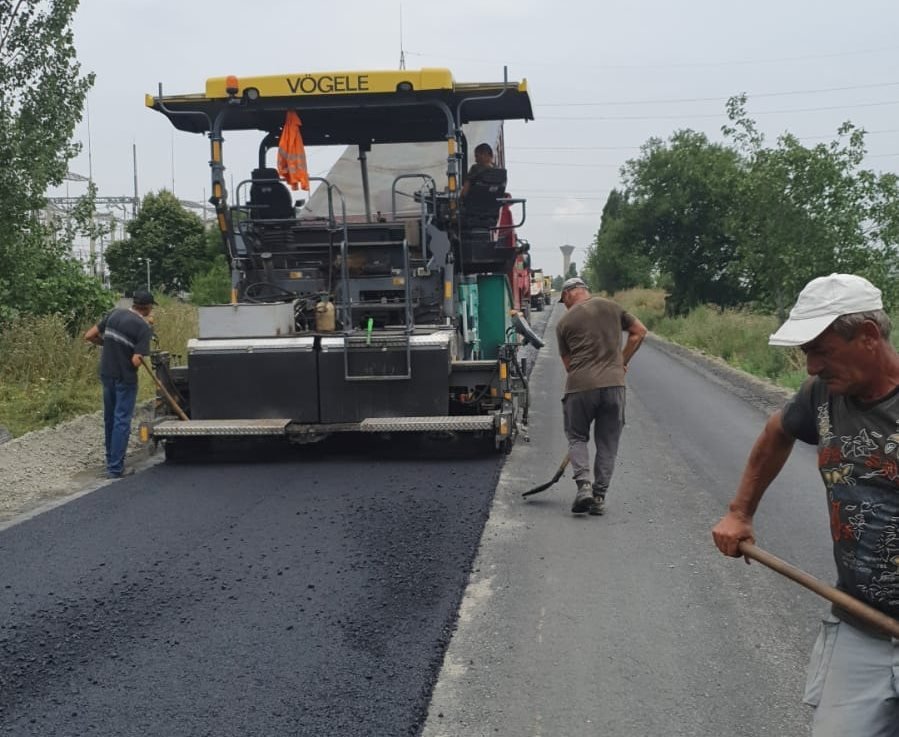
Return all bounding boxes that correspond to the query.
[58,0,899,277]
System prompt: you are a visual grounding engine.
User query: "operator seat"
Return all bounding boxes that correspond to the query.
[461,167,508,229]
[249,168,294,220]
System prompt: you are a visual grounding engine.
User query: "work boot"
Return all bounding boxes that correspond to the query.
[588,494,606,516]
[571,482,593,514]
[106,467,135,480]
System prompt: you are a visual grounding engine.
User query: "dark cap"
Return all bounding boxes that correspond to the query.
[132,289,157,306]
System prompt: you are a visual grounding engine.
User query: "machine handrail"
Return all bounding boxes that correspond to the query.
[391,174,436,219]
[392,174,436,261]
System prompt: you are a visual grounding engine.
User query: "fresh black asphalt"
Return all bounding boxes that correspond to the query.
[0,449,503,736]
[0,306,548,737]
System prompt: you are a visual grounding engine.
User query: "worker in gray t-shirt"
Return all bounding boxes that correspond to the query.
[84,290,155,478]
[555,277,647,516]
[712,273,899,737]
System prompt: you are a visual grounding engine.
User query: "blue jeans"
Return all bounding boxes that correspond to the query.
[101,376,138,477]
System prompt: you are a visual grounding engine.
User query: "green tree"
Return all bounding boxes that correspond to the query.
[724,96,899,315]
[618,130,747,314]
[0,0,104,326]
[584,189,654,294]
[105,190,208,294]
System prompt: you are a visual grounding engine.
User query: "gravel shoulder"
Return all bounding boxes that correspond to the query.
[0,331,795,526]
[0,405,156,525]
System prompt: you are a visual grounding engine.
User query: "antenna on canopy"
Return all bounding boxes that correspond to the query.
[398,4,406,70]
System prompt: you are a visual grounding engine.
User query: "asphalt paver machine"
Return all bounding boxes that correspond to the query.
[143,68,541,457]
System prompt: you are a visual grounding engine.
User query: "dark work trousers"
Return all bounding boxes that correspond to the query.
[562,386,626,496]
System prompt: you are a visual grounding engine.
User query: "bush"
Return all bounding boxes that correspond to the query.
[0,314,102,435]
[150,297,199,364]
[189,260,231,306]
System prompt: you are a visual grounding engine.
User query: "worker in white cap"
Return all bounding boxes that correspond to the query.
[712,273,899,736]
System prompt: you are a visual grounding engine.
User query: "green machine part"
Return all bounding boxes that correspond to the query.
[458,276,481,359]
[476,274,513,360]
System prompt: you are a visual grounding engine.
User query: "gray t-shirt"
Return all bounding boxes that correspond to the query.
[97,308,152,384]
[556,296,635,394]
[782,377,899,634]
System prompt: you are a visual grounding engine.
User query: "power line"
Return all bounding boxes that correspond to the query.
[510,152,899,169]
[526,195,610,199]
[525,189,612,194]
[536,81,899,107]
[540,99,899,122]
[526,211,605,217]
[512,129,899,151]
[508,160,621,168]
[405,45,896,71]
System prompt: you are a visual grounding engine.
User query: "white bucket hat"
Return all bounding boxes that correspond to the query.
[769,273,883,347]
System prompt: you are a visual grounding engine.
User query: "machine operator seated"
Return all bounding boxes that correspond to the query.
[461,143,508,230]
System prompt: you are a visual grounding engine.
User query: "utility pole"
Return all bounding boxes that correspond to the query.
[87,97,96,277]
[132,143,139,217]
[145,257,151,292]
[398,4,406,70]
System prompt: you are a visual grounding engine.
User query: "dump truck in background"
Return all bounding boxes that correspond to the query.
[529,268,546,311]
[142,68,542,458]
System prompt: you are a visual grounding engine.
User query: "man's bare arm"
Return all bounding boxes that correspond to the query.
[83,325,102,346]
[712,411,796,556]
[622,317,647,367]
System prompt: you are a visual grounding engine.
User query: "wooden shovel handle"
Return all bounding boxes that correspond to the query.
[739,541,899,639]
[141,359,189,422]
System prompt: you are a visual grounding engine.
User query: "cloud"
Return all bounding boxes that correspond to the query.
[551,198,597,223]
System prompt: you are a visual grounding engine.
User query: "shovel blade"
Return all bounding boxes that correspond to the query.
[522,455,570,498]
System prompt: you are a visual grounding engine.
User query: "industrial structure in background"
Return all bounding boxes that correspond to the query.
[559,244,575,278]
[141,67,543,456]
[45,143,209,284]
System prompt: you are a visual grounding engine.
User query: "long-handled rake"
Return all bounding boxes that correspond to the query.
[522,454,570,498]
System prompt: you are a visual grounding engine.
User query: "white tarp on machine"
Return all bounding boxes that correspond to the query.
[299,120,502,220]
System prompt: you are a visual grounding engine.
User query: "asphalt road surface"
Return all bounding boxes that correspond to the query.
[2,303,834,736]
[422,307,830,736]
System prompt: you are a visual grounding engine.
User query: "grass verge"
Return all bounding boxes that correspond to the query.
[613,288,899,392]
[0,298,198,437]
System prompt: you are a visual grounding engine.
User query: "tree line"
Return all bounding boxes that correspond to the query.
[0,1,229,332]
[584,96,899,316]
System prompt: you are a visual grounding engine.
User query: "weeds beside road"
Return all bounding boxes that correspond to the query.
[615,288,899,392]
[0,298,197,437]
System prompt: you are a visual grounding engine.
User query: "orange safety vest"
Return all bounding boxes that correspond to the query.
[277,111,309,191]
